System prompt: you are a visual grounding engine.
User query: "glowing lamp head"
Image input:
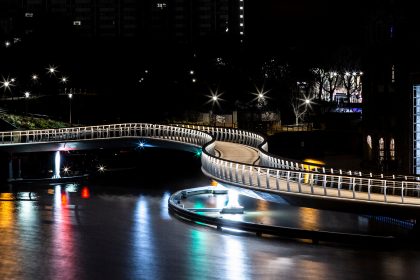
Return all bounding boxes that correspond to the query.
[47,66,57,75]
[190,70,194,75]
[258,93,264,99]
[192,78,197,83]
[305,99,310,104]
[3,81,10,87]
[212,96,218,101]
[10,78,15,83]
[24,91,30,98]
[5,41,10,47]
[61,77,68,83]
[32,74,38,80]
[98,165,105,172]
[68,93,73,99]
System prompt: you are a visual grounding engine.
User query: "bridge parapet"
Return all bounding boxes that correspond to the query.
[2,123,420,210]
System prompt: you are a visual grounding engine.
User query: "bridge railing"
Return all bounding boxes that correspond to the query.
[201,150,420,205]
[179,124,420,197]
[2,123,420,205]
[0,123,213,149]
[174,124,267,151]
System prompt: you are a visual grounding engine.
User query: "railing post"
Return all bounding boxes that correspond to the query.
[257,167,261,188]
[241,165,245,183]
[368,178,371,200]
[286,171,290,192]
[352,177,356,199]
[276,170,280,190]
[235,164,239,182]
[266,168,270,189]
[249,166,253,186]
[322,168,327,196]
[401,181,404,203]
[297,172,302,192]
[310,173,314,194]
[383,180,387,202]
[337,169,342,197]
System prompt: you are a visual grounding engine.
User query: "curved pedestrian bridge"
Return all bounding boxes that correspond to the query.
[1,123,420,218]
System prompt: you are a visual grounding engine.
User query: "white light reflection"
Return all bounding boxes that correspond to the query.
[132,196,159,279]
[52,151,61,179]
[54,185,62,209]
[223,236,249,280]
[226,189,241,208]
[51,184,76,279]
[160,192,171,220]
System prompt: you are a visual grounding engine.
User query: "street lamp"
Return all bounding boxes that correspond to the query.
[206,88,223,126]
[24,91,30,114]
[47,65,57,76]
[68,93,73,125]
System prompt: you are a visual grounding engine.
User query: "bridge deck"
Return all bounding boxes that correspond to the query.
[214,141,259,165]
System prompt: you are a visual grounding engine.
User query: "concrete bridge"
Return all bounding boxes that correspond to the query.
[1,123,420,218]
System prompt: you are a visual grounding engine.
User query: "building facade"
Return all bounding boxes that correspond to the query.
[362,0,420,175]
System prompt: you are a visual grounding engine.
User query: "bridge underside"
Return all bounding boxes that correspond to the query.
[212,176,420,220]
[0,137,200,154]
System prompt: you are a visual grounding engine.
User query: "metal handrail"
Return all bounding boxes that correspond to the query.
[1,123,420,205]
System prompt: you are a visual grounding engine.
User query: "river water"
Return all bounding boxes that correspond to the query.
[1,149,420,280]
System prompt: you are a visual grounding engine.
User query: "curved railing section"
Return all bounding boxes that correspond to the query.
[1,123,420,206]
[0,123,213,150]
[177,124,420,206]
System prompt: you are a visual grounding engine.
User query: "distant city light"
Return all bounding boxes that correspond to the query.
[98,165,105,172]
[5,41,10,48]
[61,77,68,83]
[192,78,197,83]
[1,78,13,91]
[190,70,194,75]
[47,65,57,75]
[24,91,30,98]
[32,74,38,80]
[68,93,73,99]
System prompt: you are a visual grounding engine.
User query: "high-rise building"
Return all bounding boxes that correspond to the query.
[2,0,245,47]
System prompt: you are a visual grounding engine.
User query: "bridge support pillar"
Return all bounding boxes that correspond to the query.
[7,154,13,182]
[17,158,22,179]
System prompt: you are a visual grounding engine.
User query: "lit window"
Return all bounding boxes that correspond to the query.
[73,21,81,26]
[25,13,33,18]
[157,3,167,9]
[391,64,395,83]
[390,138,395,160]
[240,15,244,18]
[379,138,385,161]
[240,23,244,27]
[240,31,244,35]
[239,6,244,10]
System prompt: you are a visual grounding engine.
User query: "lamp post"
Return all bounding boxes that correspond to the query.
[68,92,73,125]
[207,89,223,127]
